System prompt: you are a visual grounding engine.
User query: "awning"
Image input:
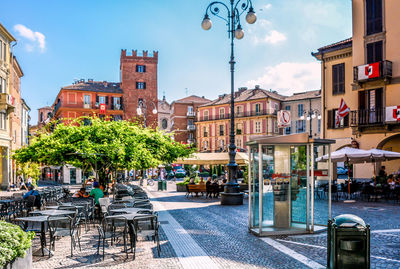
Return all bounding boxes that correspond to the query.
[177,152,249,165]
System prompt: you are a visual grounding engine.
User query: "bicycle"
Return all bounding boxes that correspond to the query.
[147,178,154,186]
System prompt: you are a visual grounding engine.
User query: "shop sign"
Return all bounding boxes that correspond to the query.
[385,106,400,122]
[278,110,291,128]
[99,103,106,114]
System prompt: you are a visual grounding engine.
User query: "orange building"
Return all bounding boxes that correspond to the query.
[53,80,123,122]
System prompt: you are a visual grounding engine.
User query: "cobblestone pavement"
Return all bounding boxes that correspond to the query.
[31,181,400,268]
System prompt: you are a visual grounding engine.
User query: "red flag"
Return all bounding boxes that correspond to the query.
[338,98,350,118]
[99,103,106,114]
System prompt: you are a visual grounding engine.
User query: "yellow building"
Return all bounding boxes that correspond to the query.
[313,0,400,179]
[0,23,16,189]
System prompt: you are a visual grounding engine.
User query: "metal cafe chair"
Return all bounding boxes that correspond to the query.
[97,215,129,260]
[132,214,161,259]
[48,215,81,257]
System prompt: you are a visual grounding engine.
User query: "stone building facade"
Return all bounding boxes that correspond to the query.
[158,96,172,132]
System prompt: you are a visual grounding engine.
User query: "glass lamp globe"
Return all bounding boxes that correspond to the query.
[317,115,322,120]
[201,15,212,30]
[300,115,305,120]
[235,25,244,39]
[152,108,158,114]
[136,107,142,116]
[246,8,257,24]
[306,116,311,121]
[311,114,316,119]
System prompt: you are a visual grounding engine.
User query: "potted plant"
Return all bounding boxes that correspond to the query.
[0,221,34,269]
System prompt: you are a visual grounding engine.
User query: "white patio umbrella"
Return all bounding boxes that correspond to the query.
[365,149,400,185]
[316,147,371,197]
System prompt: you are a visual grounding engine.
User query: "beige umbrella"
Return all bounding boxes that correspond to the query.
[177,152,249,165]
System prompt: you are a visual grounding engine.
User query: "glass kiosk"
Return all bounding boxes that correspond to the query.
[247,133,334,236]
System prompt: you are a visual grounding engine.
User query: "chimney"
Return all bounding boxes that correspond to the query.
[255,85,260,89]
[103,81,108,87]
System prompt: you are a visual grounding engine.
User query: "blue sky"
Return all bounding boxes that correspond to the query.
[2,0,352,123]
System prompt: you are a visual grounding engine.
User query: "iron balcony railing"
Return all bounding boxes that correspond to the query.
[353,60,393,83]
[197,108,277,122]
[350,108,385,126]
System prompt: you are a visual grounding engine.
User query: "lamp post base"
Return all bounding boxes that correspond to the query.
[221,183,244,205]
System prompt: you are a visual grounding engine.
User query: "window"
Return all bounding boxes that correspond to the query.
[2,41,5,61]
[219,108,225,119]
[188,132,194,140]
[236,106,243,116]
[161,119,168,129]
[188,119,194,126]
[236,123,243,135]
[188,106,193,113]
[318,119,321,133]
[367,41,383,64]
[295,120,306,133]
[285,105,291,111]
[203,140,208,150]
[237,139,242,148]
[84,95,90,105]
[255,104,261,115]
[274,103,279,114]
[0,41,2,60]
[0,112,6,129]
[298,104,304,117]
[40,112,43,122]
[219,125,224,136]
[219,140,225,150]
[274,120,278,133]
[113,97,121,109]
[136,65,146,73]
[203,127,208,137]
[0,78,6,93]
[98,96,106,104]
[203,110,209,121]
[136,82,146,89]
[285,123,291,135]
[327,110,349,129]
[366,0,382,35]
[255,121,261,133]
[332,63,345,94]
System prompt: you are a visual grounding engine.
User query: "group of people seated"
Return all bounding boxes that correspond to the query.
[377,166,400,189]
[188,177,227,198]
[72,181,105,205]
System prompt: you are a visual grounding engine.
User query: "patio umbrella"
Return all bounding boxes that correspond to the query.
[316,147,371,197]
[364,149,400,185]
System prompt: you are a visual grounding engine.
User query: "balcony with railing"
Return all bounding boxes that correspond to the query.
[350,108,385,126]
[53,100,123,114]
[197,108,277,122]
[187,111,196,117]
[353,60,392,83]
[0,93,15,112]
[187,124,196,131]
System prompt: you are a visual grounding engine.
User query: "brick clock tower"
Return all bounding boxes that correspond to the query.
[120,49,158,128]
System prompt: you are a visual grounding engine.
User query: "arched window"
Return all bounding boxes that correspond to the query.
[40,112,43,122]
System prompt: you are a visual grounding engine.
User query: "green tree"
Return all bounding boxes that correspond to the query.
[13,117,194,187]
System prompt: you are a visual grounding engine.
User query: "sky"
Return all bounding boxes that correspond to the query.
[1,0,352,123]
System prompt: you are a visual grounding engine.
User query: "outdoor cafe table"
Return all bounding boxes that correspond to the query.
[15,215,64,256]
[32,209,76,216]
[109,207,152,214]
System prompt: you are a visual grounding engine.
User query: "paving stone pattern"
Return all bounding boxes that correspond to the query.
[31,181,400,268]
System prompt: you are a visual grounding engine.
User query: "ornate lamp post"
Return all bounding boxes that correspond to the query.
[201,0,256,205]
[300,110,321,138]
[137,99,157,128]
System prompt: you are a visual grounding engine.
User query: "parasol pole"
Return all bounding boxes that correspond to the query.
[347,157,351,199]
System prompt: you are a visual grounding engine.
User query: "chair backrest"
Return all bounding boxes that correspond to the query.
[48,215,73,234]
[121,196,132,201]
[26,195,36,208]
[134,214,158,231]
[98,197,110,214]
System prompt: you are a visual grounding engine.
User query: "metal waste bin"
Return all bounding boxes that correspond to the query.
[327,214,370,269]
[162,180,167,191]
[158,180,163,191]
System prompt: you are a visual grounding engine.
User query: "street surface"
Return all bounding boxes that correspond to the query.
[31,181,400,268]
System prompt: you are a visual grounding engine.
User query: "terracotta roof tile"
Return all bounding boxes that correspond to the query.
[173,95,211,104]
[62,81,123,93]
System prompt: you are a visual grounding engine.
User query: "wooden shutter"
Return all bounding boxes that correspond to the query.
[344,114,349,127]
[143,82,146,89]
[105,96,109,105]
[110,97,114,109]
[327,110,333,129]
[143,65,146,72]
[332,65,338,94]
[339,64,345,93]
[96,95,99,103]
[135,82,138,89]
[120,97,123,109]
[135,65,138,72]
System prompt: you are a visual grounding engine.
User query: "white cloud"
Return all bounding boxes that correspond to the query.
[263,30,287,44]
[246,62,321,95]
[13,24,46,52]
[263,4,272,10]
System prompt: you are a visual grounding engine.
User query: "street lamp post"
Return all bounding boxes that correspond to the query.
[300,110,321,138]
[137,99,158,128]
[202,0,256,205]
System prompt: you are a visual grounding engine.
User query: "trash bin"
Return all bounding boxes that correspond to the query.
[158,180,163,191]
[327,214,370,269]
[162,180,167,191]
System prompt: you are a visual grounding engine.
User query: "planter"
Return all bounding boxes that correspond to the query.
[239,183,248,191]
[176,184,187,192]
[4,247,32,269]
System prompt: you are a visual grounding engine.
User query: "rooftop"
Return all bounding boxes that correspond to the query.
[312,38,352,56]
[173,95,211,104]
[282,89,321,101]
[61,80,123,94]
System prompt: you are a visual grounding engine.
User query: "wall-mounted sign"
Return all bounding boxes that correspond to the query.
[99,103,106,114]
[278,110,291,128]
[386,106,400,122]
